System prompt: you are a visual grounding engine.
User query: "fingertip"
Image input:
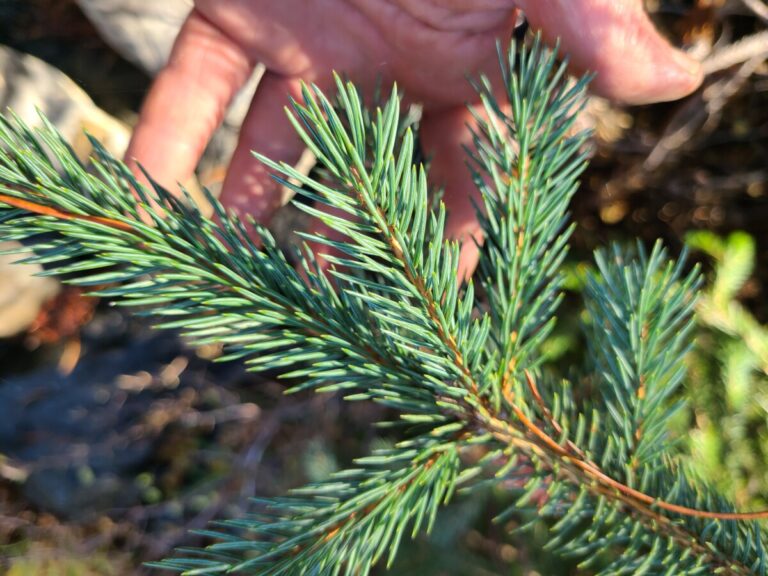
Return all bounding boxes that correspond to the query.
[519,0,703,105]
[594,45,703,105]
[660,48,704,102]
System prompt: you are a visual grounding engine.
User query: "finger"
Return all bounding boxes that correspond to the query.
[125,9,252,192]
[516,0,703,104]
[304,205,351,279]
[420,106,484,281]
[218,73,308,223]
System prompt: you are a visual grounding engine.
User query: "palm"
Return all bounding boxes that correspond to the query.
[127,0,702,275]
[194,0,516,103]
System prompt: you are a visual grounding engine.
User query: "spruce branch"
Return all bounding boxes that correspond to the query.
[154,437,461,576]
[258,77,489,397]
[0,110,461,417]
[468,36,591,403]
[584,242,702,472]
[1,37,768,575]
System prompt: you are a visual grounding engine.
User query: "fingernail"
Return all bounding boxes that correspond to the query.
[645,50,704,104]
[671,49,703,77]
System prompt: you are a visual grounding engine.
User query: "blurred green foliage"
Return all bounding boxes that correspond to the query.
[685,231,768,509]
[530,231,768,515]
[6,544,127,576]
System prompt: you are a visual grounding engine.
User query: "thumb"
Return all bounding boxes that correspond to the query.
[516,0,703,104]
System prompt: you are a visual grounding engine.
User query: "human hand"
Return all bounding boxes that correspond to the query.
[126,0,703,275]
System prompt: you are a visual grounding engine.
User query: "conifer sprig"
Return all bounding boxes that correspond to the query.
[258,77,489,398]
[469,37,591,403]
[1,37,767,575]
[585,243,701,471]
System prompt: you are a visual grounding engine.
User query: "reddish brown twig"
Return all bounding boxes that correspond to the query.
[0,192,134,232]
[503,370,768,522]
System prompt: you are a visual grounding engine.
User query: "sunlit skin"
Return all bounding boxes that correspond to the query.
[126,0,703,276]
